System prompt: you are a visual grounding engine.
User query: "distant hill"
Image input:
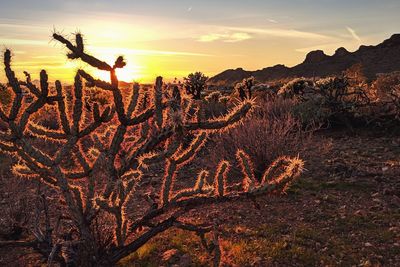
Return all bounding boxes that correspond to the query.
[208,34,400,86]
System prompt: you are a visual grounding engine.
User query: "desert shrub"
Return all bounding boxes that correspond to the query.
[0,33,304,266]
[291,98,331,126]
[206,97,312,180]
[373,72,400,116]
[279,75,370,128]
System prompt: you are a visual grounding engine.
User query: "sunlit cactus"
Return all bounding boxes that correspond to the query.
[234,76,255,101]
[278,78,314,99]
[205,91,222,102]
[0,33,304,266]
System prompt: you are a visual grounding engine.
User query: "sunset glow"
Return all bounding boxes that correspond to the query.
[0,1,399,83]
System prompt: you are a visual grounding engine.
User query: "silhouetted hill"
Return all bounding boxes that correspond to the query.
[208,34,400,85]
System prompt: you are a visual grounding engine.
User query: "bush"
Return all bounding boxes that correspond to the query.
[205,97,313,180]
[279,75,370,128]
[373,72,400,116]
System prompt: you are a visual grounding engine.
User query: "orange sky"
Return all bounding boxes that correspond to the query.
[0,1,399,83]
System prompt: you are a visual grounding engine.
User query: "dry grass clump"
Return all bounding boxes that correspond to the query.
[205,97,314,180]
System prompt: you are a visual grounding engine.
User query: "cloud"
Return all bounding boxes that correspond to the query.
[346,26,362,42]
[225,26,333,40]
[198,32,252,43]
[196,25,331,43]
[87,46,213,57]
[267,19,278,24]
[0,38,48,46]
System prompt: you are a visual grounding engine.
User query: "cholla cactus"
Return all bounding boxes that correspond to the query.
[315,76,370,114]
[373,72,400,117]
[279,76,370,126]
[234,77,255,100]
[278,78,314,99]
[205,91,222,103]
[0,33,304,266]
[183,71,208,100]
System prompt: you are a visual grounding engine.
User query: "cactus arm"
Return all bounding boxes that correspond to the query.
[170,132,207,168]
[28,122,67,140]
[20,71,41,97]
[71,74,83,135]
[236,150,257,191]
[0,106,7,121]
[78,69,115,91]
[4,50,23,121]
[55,80,71,134]
[161,160,177,204]
[184,99,253,131]
[127,83,140,118]
[53,33,113,71]
[154,76,163,129]
[214,161,230,197]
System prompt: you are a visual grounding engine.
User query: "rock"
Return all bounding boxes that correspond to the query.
[372,198,383,204]
[354,209,367,216]
[359,259,372,267]
[179,254,192,267]
[304,50,329,64]
[162,249,180,264]
[334,47,350,57]
[364,242,373,247]
[390,195,400,207]
[383,188,394,195]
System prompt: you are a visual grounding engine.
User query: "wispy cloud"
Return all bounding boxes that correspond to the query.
[197,25,332,43]
[198,32,252,43]
[0,38,48,46]
[0,22,47,30]
[87,46,213,57]
[267,19,278,24]
[346,26,362,42]
[225,26,333,40]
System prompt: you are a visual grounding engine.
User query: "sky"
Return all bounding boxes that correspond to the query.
[0,0,399,83]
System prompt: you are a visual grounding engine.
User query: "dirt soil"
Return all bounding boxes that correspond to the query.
[1,129,400,266]
[119,129,400,267]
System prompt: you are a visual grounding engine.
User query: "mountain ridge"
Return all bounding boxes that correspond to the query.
[208,34,400,86]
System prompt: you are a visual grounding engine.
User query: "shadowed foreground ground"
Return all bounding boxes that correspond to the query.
[0,129,399,266]
[119,129,400,267]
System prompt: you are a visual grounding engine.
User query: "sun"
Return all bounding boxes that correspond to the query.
[94,65,140,83]
[89,50,142,83]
